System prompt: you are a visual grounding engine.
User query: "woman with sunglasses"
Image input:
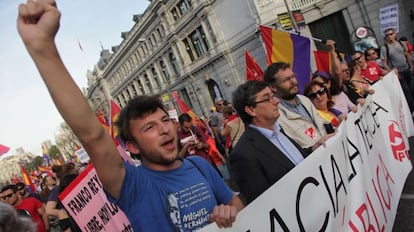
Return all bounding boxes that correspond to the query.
[304,81,346,132]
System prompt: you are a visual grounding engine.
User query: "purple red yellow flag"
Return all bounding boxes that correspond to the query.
[259,25,310,93]
[245,50,264,81]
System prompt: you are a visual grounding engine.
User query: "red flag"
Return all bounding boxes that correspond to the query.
[171,91,206,129]
[20,165,36,192]
[110,100,122,140]
[0,144,10,156]
[171,91,224,161]
[245,51,264,81]
[313,50,331,73]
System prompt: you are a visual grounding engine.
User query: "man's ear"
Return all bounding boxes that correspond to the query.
[269,85,277,94]
[126,141,140,155]
[244,105,256,117]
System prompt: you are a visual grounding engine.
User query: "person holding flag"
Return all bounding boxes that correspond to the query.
[17,1,243,231]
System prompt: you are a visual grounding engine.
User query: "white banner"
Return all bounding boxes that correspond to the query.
[201,71,413,231]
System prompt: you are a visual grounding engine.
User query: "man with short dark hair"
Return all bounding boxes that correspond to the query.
[264,62,332,149]
[230,81,325,204]
[1,185,49,232]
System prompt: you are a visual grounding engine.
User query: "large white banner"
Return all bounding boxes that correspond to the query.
[202,71,413,231]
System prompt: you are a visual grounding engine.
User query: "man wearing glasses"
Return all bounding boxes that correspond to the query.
[380,28,414,112]
[230,81,327,204]
[263,62,333,149]
[1,185,49,231]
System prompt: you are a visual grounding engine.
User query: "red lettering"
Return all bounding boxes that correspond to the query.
[388,122,409,162]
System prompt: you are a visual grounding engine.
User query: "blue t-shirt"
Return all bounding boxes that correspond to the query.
[108,157,233,232]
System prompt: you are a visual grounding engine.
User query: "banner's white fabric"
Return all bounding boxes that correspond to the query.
[201,71,413,231]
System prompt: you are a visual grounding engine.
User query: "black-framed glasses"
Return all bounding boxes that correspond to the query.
[254,93,277,105]
[308,87,326,100]
[1,193,14,200]
[385,32,394,37]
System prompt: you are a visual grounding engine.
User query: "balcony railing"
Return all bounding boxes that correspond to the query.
[291,0,321,10]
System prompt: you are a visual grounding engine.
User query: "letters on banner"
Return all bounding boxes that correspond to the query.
[201,71,413,231]
[59,164,132,232]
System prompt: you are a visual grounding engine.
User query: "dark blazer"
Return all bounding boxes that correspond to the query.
[230,126,309,204]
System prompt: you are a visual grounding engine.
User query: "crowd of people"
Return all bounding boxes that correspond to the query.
[10,0,414,231]
[0,162,82,232]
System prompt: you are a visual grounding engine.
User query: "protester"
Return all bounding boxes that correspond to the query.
[178,113,211,161]
[45,163,78,220]
[351,50,384,83]
[39,176,56,201]
[263,62,332,149]
[221,105,245,153]
[209,99,227,156]
[325,40,367,106]
[0,202,37,232]
[230,81,329,204]
[17,1,243,231]
[1,185,49,232]
[380,28,414,112]
[312,70,356,115]
[364,47,387,72]
[348,61,375,98]
[15,182,44,203]
[304,81,345,132]
[56,174,81,232]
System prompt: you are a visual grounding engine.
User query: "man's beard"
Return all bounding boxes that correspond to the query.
[281,93,297,100]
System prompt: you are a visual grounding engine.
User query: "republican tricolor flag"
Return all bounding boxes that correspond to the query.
[259,25,311,93]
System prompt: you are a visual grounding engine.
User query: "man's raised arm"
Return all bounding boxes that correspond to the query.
[17,0,125,199]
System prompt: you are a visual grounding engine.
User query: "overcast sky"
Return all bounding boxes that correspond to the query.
[0,0,149,157]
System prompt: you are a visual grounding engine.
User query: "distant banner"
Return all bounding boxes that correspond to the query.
[201,71,413,231]
[379,4,399,35]
[59,165,132,232]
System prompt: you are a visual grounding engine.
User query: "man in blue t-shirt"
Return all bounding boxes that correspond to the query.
[17,1,244,231]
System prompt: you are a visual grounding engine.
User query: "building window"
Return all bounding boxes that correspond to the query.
[144,74,152,93]
[159,60,170,83]
[183,38,195,61]
[151,67,161,89]
[183,26,210,61]
[169,49,179,75]
[171,8,179,21]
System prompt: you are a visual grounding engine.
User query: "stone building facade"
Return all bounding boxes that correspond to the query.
[84,0,414,120]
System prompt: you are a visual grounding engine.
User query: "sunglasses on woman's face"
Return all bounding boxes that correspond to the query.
[308,87,326,100]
